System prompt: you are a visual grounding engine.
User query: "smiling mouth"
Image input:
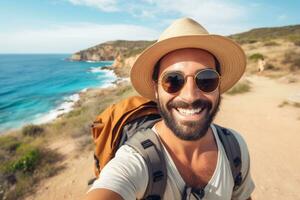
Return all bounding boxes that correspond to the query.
[175,107,204,116]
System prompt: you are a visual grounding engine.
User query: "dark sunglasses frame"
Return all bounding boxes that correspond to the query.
[159,68,221,94]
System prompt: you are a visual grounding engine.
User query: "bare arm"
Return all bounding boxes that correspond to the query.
[84,189,124,200]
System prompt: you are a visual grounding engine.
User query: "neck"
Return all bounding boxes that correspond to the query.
[155,120,215,161]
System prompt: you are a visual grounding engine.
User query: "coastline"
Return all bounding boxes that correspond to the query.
[33,67,120,125]
[0,61,136,199]
[0,64,122,135]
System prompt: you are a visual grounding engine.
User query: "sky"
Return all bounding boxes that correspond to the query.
[0,0,299,53]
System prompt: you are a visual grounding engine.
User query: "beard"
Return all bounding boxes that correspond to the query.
[157,94,221,141]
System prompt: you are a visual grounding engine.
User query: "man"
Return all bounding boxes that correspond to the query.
[85,18,255,200]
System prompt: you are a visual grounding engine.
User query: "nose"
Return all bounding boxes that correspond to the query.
[178,76,205,103]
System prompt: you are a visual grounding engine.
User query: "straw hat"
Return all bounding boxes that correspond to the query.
[130,17,246,100]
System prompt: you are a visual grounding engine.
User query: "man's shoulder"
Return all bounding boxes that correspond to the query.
[212,124,249,149]
[115,144,141,156]
[226,128,249,151]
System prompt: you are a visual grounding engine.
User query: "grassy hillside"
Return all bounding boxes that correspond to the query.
[70,40,155,61]
[237,25,300,76]
[0,82,137,200]
[103,40,155,57]
[229,24,300,45]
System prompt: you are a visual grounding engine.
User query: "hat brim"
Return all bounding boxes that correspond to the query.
[130,35,246,101]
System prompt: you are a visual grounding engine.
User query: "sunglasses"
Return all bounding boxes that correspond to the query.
[159,69,220,94]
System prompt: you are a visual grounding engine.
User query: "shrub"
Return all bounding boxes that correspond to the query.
[7,148,40,173]
[0,143,63,200]
[66,109,82,118]
[0,136,21,152]
[282,51,300,71]
[278,101,289,108]
[22,124,44,137]
[288,35,300,45]
[71,123,90,139]
[294,41,300,46]
[264,63,278,71]
[293,102,300,108]
[248,39,257,44]
[249,53,264,61]
[278,101,300,108]
[264,41,279,46]
[226,81,251,95]
[290,58,300,71]
[4,174,34,200]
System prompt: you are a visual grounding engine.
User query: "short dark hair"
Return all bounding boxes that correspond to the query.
[152,53,221,82]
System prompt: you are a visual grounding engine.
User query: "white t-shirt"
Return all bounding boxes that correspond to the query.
[89,124,255,200]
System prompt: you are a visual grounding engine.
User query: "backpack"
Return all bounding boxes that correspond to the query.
[90,95,243,199]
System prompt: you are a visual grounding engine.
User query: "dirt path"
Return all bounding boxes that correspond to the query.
[25,75,300,200]
[216,75,300,200]
[24,137,95,200]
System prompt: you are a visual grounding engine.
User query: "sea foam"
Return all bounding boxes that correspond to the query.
[34,93,80,124]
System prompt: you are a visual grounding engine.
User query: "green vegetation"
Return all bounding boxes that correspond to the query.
[249,53,264,61]
[47,83,136,150]
[7,147,40,173]
[0,83,123,199]
[22,124,44,137]
[76,40,155,61]
[0,135,62,200]
[288,35,300,46]
[109,40,155,58]
[226,80,251,95]
[230,24,300,44]
[0,136,21,152]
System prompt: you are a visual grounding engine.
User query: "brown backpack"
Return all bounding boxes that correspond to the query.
[91,95,160,175]
[90,95,243,199]
[90,95,167,199]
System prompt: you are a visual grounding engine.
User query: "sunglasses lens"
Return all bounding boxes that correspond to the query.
[195,70,219,92]
[162,72,185,93]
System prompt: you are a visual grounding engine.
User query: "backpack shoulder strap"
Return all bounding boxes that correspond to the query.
[214,124,243,191]
[125,129,167,200]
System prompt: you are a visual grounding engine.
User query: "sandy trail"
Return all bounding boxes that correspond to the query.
[216,75,300,200]
[24,137,95,200]
[25,75,300,200]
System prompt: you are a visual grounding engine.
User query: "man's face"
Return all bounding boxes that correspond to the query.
[155,48,221,141]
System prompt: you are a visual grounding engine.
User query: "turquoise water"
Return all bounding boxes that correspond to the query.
[0,54,116,133]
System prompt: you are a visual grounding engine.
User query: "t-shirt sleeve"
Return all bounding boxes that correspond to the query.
[231,130,255,200]
[88,145,149,200]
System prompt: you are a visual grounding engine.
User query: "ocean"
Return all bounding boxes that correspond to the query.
[0,54,116,133]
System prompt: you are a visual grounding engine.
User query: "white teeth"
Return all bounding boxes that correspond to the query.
[177,108,202,116]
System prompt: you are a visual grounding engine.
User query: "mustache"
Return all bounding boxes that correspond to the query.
[167,99,212,110]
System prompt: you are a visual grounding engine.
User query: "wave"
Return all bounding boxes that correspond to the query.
[33,93,80,125]
[88,66,117,89]
[0,88,17,97]
[80,88,88,93]
[99,68,117,79]
[89,67,103,73]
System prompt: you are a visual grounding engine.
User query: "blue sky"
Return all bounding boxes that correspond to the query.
[0,0,299,53]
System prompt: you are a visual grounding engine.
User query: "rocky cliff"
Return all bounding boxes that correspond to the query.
[112,54,140,77]
[70,40,155,62]
[70,24,300,78]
